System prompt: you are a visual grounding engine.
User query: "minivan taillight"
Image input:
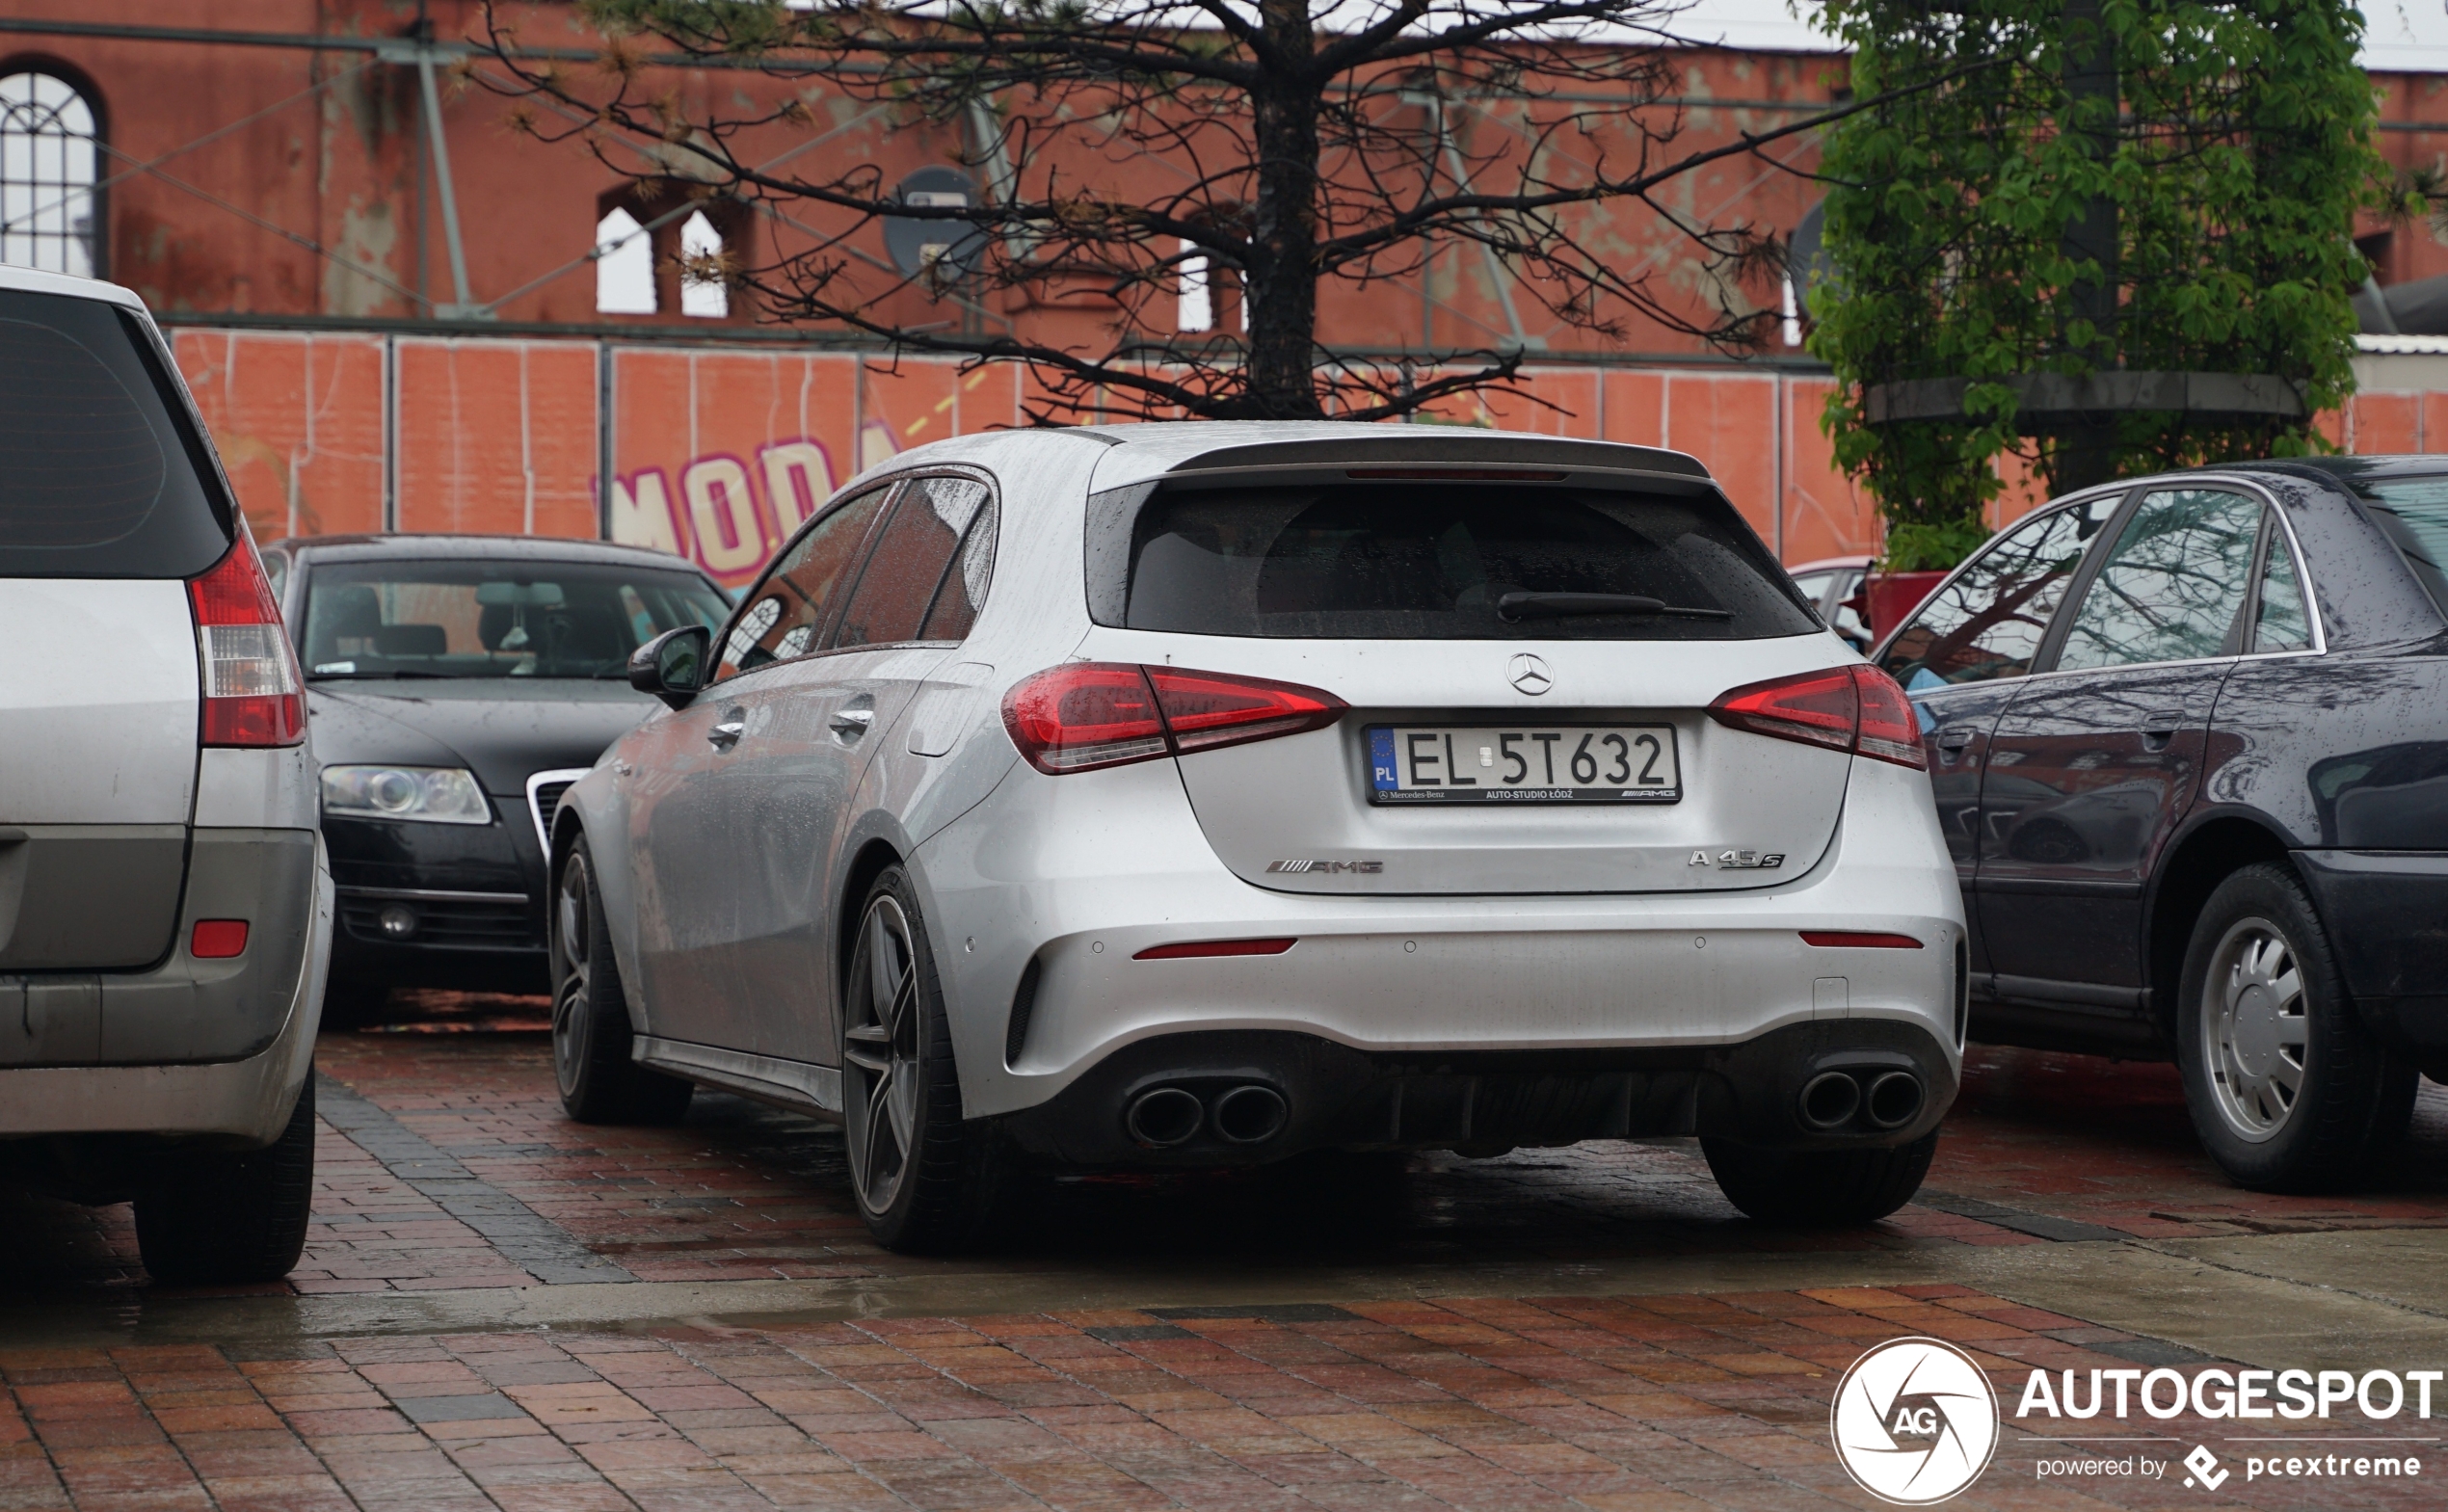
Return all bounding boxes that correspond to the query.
[1707,664,1925,771]
[1002,663,1346,775]
[189,529,305,747]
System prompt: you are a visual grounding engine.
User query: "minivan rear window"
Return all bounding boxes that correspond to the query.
[0,288,232,578]
[1107,483,1815,640]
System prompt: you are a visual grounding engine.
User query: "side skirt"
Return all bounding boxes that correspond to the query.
[633,1036,844,1121]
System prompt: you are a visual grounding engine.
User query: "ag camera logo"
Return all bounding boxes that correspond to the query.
[1832,1338,2001,1504]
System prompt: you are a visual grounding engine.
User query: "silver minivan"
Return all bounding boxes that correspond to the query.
[0,265,329,1284]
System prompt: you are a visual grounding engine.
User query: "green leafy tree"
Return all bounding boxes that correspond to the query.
[1809,0,2383,570]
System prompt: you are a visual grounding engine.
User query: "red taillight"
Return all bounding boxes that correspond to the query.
[1801,930,1924,949]
[191,919,250,958]
[1132,938,1297,961]
[1707,664,1924,770]
[189,527,305,748]
[1002,663,1346,775]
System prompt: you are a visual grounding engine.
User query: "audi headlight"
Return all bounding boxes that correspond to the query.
[320,765,492,825]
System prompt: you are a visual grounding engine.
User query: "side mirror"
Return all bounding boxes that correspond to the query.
[630,625,710,710]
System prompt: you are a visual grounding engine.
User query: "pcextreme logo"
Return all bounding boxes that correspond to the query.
[1831,1339,2002,1504]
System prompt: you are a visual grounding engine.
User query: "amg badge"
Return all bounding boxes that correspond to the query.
[1690,849,1785,869]
[1266,859,1385,874]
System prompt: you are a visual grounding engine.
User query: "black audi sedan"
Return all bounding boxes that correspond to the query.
[263,535,732,1021]
[1874,459,2448,1193]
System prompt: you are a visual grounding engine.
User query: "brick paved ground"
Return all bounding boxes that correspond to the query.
[5,1004,2448,1297]
[6,997,2447,1509]
[2,1288,2434,1512]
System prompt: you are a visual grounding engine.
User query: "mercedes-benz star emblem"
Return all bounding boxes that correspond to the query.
[1508,652,1553,697]
[1830,1337,1999,1504]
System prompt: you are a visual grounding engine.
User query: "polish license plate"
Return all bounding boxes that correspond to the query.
[1367,725,1681,804]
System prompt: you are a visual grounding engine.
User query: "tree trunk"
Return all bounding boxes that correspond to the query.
[1242,0,1325,418]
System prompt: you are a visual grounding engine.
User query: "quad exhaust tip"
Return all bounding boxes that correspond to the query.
[1797,1071,1861,1130]
[1126,1087,1205,1148]
[1865,1070,1925,1129]
[1213,1085,1289,1144]
[1125,1083,1291,1148]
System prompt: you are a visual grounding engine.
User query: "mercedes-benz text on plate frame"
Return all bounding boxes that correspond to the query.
[1369,725,1681,803]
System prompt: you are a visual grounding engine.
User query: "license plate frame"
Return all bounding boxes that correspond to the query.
[1366,724,1682,805]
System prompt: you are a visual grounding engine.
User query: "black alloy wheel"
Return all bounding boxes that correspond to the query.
[2177,863,2414,1191]
[839,866,998,1251]
[550,837,692,1126]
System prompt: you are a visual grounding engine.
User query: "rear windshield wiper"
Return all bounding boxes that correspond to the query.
[307,669,456,680]
[1496,592,1735,622]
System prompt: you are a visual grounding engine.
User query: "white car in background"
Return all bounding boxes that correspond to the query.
[550,422,1966,1250]
[0,265,329,1284]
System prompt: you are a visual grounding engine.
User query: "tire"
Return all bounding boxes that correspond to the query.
[135,1074,316,1285]
[2176,862,2416,1192]
[1701,1132,1937,1226]
[840,866,999,1252]
[551,837,692,1126]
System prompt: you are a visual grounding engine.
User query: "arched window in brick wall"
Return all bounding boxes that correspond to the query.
[0,69,100,278]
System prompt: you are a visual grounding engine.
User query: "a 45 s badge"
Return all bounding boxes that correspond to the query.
[1690,848,1786,869]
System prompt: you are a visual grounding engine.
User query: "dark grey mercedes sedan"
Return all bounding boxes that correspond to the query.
[263,534,731,1021]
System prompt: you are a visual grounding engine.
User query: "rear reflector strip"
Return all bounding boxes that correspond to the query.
[1132,938,1297,961]
[1800,930,1925,949]
[191,919,250,958]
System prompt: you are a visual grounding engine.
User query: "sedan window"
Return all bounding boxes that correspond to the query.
[2355,477,2448,620]
[2057,489,2260,671]
[301,560,730,679]
[2252,525,2314,652]
[1879,495,2118,688]
[717,484,892,679]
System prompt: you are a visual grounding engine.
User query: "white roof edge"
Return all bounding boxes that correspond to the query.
[2355,333,2448,355]
[0,263,147,309]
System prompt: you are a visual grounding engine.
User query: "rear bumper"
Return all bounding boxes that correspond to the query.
[922,752,1965,1123]
[0,835,331,1147]
[2298,848,2448,1056]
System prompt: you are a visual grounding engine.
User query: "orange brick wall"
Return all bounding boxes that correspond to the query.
[183,328,2447,585]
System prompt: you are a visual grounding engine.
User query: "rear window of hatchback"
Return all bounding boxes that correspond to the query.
[1102,480,1817,641]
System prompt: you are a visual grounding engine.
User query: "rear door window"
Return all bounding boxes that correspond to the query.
[833,475,995,650]
[1879,496,2119,688]
[1112,483,1812,641]
[2056,489,2261,670]
[0,289,231,578]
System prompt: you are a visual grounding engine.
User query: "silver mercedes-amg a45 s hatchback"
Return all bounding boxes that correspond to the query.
[547,422,1967,1249]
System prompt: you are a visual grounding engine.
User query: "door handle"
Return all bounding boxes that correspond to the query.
[2141,710,2185,751]
[708,720,745,748]
[829,708,875,738]
[1935,730,1976,751]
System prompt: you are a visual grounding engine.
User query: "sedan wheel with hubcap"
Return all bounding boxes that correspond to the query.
[2199,918,2308,1142]
[2176,862,2413,1191]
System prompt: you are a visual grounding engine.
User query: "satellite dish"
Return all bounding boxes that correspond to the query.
[1788,199,1837,320]
[884,167,988,283]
